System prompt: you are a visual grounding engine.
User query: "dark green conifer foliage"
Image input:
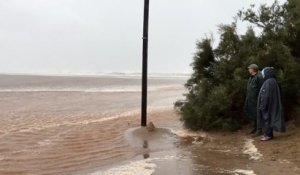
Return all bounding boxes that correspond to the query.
[177,0,300,131]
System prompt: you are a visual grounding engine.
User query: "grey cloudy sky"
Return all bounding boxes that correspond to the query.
[0,0,283,75]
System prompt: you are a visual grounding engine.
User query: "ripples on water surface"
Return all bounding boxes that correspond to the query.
[0,74,187,174]
[0,74,254,175]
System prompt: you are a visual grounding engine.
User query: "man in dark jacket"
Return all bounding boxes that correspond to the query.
[258,67,286,141]
[244,64,263,135]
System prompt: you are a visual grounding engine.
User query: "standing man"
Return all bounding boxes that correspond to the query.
[257,67,286,141]
[244,64,263,135]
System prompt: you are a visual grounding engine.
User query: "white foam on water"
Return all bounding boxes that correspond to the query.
[17,109,140,133]
[37,139,52,146]
[14,106,173,133]
[278,159,292,164]
[0,87,142,93]
[214,149,232,153]
[0,72,190,79]
[170,129,209,145]
[174,129,207,138]
[89,159,156,175]
[233,169,256,175]
[89,156,177,175]
[0,85,182,93]
[243,139,262,160]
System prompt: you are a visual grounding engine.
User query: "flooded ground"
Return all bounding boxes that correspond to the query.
[0,74,299,175]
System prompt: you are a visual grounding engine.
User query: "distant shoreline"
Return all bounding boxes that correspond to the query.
[0,72,191,79]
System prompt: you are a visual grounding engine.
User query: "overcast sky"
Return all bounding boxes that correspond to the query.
[0,0,284,75]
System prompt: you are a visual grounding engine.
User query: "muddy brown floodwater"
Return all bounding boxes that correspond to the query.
[0,74,299,175]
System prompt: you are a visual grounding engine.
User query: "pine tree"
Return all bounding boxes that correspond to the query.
[177,0,300,131]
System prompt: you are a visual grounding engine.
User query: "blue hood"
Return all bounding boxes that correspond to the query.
[262,67,275,80]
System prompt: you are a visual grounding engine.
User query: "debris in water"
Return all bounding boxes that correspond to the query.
[146,122,156,132]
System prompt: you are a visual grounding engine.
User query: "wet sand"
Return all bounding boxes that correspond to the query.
[77,109,300,175]
[250,124,300,175]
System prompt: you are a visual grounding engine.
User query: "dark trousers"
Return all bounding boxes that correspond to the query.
[258,110,273,137]
[249,118,258,132]
[264,119,274,137]
[253,120,257,131]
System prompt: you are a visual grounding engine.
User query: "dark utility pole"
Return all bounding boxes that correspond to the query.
[141,0,149,127]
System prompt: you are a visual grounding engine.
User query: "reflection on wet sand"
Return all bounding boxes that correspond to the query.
[89,122,258,175]
[143,140,150,159]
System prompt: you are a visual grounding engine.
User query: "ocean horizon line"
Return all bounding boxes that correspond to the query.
[0,72,191,78]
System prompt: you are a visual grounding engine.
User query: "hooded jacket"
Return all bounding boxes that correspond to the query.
[257,67,286,132]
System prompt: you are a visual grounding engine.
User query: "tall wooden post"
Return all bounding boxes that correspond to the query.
[141,0,150,127]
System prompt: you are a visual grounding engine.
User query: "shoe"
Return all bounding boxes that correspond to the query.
[252,129,263,137]
[260,135,273,141]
